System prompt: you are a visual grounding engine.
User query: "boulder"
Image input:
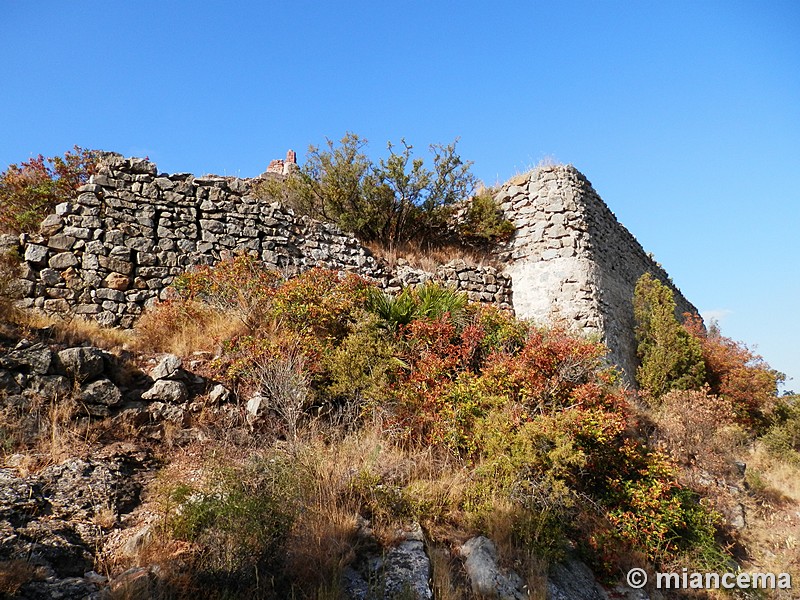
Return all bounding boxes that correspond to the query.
[547,556,609,600]
[150,354,182,380]
[56,346,105,381]
[141,379,188,403]
[380,524,433,600]
[0,342,52,375]
[24,374,71,399]
[80,378,122,407]
[459,536,526,600]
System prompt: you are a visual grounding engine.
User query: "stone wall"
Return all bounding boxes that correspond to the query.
[494,164,698,380]
[10,154,512,328]
[5,154,698,382]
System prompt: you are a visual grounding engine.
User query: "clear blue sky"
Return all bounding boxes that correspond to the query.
[3,1,798,389]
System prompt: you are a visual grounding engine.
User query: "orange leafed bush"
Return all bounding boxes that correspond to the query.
[0,146,98,233]
[684,314,782,429]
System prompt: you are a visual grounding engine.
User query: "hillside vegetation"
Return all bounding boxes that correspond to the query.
[0,145,797,599]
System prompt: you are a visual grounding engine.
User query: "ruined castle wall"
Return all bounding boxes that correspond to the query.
[495,165,698,380]
[12,154,512,327]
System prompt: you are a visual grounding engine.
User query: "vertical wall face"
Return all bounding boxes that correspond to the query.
[11,154,513,328]
[494,167,605,337]
[495,165,699,382]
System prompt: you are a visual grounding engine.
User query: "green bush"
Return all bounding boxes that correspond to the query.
[366,282,468,332]
[160,454,302,596]
[633,273,706,398]
[761,396,800,464]
[255,133,476,246]
[458,190,515,246]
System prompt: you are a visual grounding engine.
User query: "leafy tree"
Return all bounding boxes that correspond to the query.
[684,314,782,429]
[256,133,478,246]
[0,146,99,233]
[633,273,705,398]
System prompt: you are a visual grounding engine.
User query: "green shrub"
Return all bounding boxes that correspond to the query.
[160,454,302,595]
[458,190,515,246]
[255,133,476,246]
[323,314,401,409]
[366,282,469,332]
[633,273,706,398]
[761,396,800,464]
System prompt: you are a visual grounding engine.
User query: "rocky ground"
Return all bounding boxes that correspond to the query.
[0,330,686,599]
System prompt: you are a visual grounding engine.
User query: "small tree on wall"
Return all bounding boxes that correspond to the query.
[633,272,706,398]
[0,146,99,234]
[256,133,485,247]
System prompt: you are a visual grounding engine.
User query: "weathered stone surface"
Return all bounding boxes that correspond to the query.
[48,251,79,270]
[208,383,232,404]
[495,165,698,381]
[80,378,122,406]
[24,374,71,399]
[104,272,130,291]
[57,346,105,381]
[343,523,432,600]
[380,524,433,600]
[141,379,188,403]
[0,343,52,375]
[24,243,49,264]
[150,354,182,380]
[459,536,526,600]
[39,213,64,236]
[546,556,609,600]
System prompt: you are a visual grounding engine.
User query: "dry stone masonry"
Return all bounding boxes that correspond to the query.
[10,153,512,329]
[494,164,697,380]
[6,153,698,382]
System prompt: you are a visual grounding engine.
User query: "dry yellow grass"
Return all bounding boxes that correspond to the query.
[737,443,800,598]
[132,301,246,357]
[16,310,133,351]
[365,239,498,273]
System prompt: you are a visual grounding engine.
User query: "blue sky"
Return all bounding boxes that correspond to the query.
[2,1,798,388]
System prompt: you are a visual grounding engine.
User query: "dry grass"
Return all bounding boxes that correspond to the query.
[0,559,36,596]
[132,301,246,357]
[365,239,499,273]
[16,310,133,351]
[429,545,463,600]
[0,387,103,472]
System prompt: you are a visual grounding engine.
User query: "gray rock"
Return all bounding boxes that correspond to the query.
[39,213,64,236]
[246,394,266,418]
[25,374,72,399]
[48,251,79,270]
[380,524,433,600]
[81,378,122,406]
[24,243,49,264]
[141,379,188,403]
[547,556,608,600]
[40,267,62,286]
[459,536,526,600]
[148,401,188,424]
[57,346,105,381]
[150,354,182,380]
[208,383,232,404]
[0,342,52,375]
[0,369,23,395]
[47,233,78,250]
